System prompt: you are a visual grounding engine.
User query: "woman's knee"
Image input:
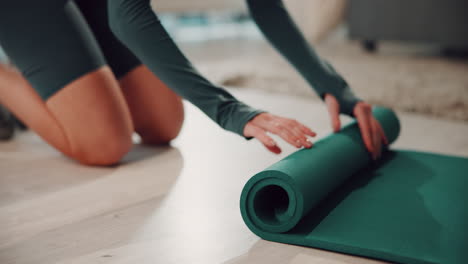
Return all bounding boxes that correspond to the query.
[46,67,135,166]
[139,99,184,145]
[72,134,132,166]
[117,65,184,145]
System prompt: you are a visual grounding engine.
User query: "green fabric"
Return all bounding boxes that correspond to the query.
[0,0,265,139]
[74,0,142,79]
[0,0,362,139]
[240,107,468,264]
[246,0,361,116]
[107,0,266,139]
[0,0,140,100]
[0,0,105,100]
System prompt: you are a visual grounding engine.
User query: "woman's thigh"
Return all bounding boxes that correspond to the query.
[75,0,185,144]
[119,65,185,144]
[0,1,134,165]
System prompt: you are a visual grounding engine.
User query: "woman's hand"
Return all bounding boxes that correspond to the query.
[324,93,388,160]
[243,112,316,154]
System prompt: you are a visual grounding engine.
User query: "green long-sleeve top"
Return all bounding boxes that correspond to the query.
[246,0,361,116]
[108,0,361,140]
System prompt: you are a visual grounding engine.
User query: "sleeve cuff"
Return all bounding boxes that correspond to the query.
[239,109,268,141]
[319,86,362,118]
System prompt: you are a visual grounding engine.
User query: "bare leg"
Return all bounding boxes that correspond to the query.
[0,65,134,165]
[118,65,184,145]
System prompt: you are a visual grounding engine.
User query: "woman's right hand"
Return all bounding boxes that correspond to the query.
[243,112,316,154]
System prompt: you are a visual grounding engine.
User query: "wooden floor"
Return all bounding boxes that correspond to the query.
[1,89,467,264]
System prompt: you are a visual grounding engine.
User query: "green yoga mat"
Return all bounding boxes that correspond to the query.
[240,107,468,264]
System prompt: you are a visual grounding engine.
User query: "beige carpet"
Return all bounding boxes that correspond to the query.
[192,36,468,122]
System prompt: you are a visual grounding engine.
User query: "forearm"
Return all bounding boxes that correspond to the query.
[246,0,360,116]
[108,0,265,138]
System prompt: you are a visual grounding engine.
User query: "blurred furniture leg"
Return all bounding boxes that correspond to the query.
[347,0,468,53]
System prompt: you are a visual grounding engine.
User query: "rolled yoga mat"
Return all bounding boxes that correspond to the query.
[240,107,468,264]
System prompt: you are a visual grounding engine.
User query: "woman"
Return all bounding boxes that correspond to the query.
[0,0,386,166]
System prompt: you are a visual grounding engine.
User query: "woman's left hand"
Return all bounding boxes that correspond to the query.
[324,93,388,160]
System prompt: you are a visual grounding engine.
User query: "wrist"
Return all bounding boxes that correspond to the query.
[241,109,267,140]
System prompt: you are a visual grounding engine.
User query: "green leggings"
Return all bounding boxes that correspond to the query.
[0,0,359,139]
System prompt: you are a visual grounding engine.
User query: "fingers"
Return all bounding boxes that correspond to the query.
[266,144,282,154]
[325,93,341,132]
[245,104,390,158]
[248,126,282,154]
[288,120,315,148]
[296,122,317,137]
[354,104,375,158]
[263,119,314,149]
[371,117,393,159]
[377,122,389,145]
[370,118,382,160]
[354,102,390,160]
[290,126,310,147]
[269,122,308,149]
[243,112,316,153]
